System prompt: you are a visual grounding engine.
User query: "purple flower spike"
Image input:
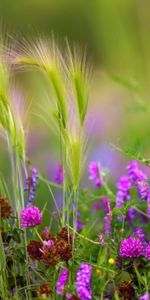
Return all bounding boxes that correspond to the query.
[127,160,147,185]
[56,268,68,296]
[120,237,144,258]
[20,205,42,228]
[25,167,38,203]
[88,161,102,188]
[76,262,92,300]
[55,164,63,185]
[116,176,131,209]
[102,197,110,215]
[137,180,149,200]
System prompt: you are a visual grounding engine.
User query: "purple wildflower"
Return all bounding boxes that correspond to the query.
[120,237,144,258]
[76,219,83,231]
[133,228,147,248]
[133,228,146,241]
[20,205,42,228]
[145,243,150,260]
[137,180,149,200]
[127,207,136,220]
[127,160,147,185]
[56,268,68,296]
[76,262,92,300]
[55,164,63,185]
[25,167,38,203]
[88,161,102,188]
[116,176,131,208]
[139,294,150,300]
[102,197,110,215]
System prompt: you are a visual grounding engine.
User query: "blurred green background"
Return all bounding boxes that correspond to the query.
[1,0,150,180]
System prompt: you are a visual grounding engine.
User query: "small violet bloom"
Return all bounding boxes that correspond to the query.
[88,161,102,188]
[25,167,38,203]
[127,160,147,184]
[56,268,68,296]
[55,164,63,185]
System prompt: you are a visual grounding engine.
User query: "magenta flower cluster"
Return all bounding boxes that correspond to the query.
[56,268,68,296]
[20,205,42,228]
[76,262,92,300]
[120,237,144,258]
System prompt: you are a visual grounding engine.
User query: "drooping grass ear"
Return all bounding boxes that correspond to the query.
[66,41,91,126]
[11,37,68,129]
[0,54,26,163]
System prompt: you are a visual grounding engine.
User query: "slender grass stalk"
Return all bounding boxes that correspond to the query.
[10,38,90,253]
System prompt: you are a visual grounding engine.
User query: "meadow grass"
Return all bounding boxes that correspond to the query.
[0,35,150,300]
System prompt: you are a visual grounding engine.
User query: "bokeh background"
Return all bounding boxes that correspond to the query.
[1,0,150,187]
